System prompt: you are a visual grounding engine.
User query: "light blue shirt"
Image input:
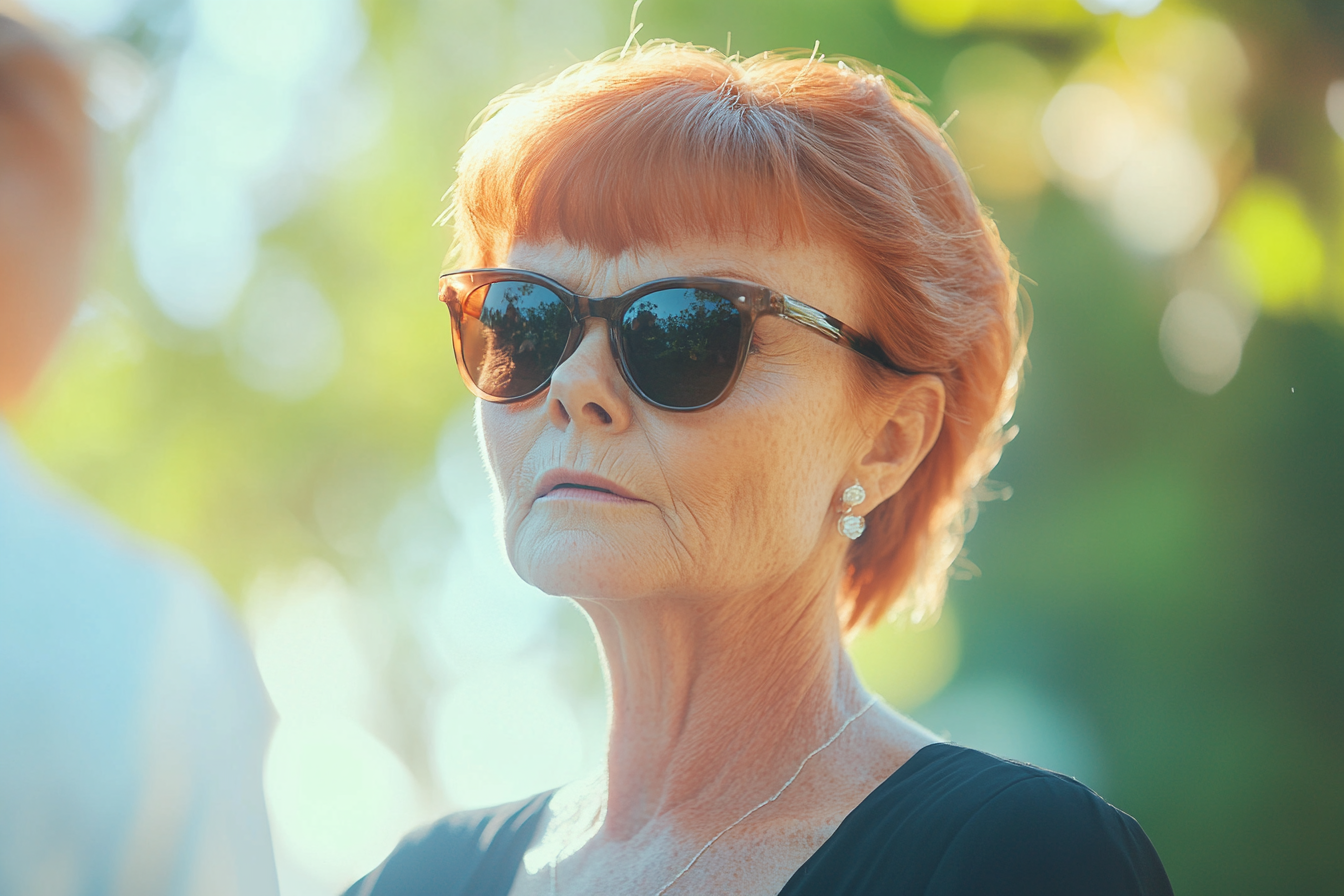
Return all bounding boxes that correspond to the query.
[0,422,280,896]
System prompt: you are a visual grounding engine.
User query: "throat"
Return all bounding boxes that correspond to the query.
[583,591,864,841]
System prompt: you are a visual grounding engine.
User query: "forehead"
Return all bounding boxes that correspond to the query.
[502,238,872,327]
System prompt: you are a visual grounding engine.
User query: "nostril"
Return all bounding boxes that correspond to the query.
[585,402,613,425]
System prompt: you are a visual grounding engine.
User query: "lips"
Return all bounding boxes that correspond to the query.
[534,469,642,502]
[552,483,611,494]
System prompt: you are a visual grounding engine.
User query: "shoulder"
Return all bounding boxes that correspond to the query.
[0,428,257,680]
[0,426,264,718]
[0,430,276,892]
[345,791,554,896]
[0,428,167,626]
[0,433,266,710]
[924,748,1171,896]
[793,744,1171,896]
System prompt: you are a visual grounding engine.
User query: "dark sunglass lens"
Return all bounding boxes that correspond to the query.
[459,281,571,399]
[620,288,742,408]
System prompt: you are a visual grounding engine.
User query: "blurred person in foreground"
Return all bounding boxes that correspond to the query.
[351,42,1173,896]
[0,15,280,896]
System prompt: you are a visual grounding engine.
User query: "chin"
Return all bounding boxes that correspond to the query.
[508,523,674,601]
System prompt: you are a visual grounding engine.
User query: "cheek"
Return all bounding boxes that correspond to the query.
[476,401,541,541]
[648,371,857,587]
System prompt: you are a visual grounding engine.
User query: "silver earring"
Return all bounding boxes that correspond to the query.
[838,481,866,540]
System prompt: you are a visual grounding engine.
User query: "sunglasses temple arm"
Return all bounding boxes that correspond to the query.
[776,296,919,376]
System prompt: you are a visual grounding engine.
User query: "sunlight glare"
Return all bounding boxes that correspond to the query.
[265,717,420,890]
[430,666,587,809]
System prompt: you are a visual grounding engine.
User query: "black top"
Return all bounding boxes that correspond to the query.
[345,743,1173,896]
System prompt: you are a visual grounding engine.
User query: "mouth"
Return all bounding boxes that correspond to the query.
[534,470,643,504]
[550,482,613,495]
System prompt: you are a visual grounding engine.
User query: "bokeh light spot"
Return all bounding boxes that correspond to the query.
[19,0,135,35]
[1329,81,1344,141]
[849,606,961,712]
[194,0,366,90]
[85,41,154,131]
[1108,131,1217,256]
[895,0,1090,33]
[227,259,344,401]
[128,140,257,329]
[943,43,1053,199]
[1042,83,1137,182]
[1077,0,1162,17]
[892,0,977,35]
[1159,289,1247,395]
[1220,178,1326,313]
[1115,11,1248,109]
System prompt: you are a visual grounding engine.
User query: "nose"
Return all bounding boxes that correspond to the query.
[546,318,633,432]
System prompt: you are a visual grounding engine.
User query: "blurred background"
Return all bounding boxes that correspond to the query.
[3,0,1342,892]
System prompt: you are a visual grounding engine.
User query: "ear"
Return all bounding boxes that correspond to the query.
[854,375,945,506]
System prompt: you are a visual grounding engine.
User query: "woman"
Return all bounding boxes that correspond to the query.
[349,41,1172,896]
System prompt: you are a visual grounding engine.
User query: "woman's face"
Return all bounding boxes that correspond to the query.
[477,237,899,604]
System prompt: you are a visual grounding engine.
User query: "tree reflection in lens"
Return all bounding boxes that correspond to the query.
[622,289,740,407]
[464,282,571,398]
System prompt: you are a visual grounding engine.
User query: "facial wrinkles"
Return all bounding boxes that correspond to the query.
[648,395,831,601]
[524,414,817,599]
[498,406,679,592]
[483,238,875,604]
[637,423,698,569]
[496,404,740,598]
[664,383,802,580]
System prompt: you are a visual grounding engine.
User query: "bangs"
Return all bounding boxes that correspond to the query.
[451,47,835,262]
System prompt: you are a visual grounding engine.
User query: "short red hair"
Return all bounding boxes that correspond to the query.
[449,41,1025,633]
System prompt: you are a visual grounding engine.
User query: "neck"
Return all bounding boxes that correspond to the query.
[575,568,869,841]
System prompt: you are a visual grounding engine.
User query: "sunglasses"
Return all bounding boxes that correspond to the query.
[438,268,918,412]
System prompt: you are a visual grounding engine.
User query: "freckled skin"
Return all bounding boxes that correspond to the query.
[475,237,947,896]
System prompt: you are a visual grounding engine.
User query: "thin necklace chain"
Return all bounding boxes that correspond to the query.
[548,695,880,896]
